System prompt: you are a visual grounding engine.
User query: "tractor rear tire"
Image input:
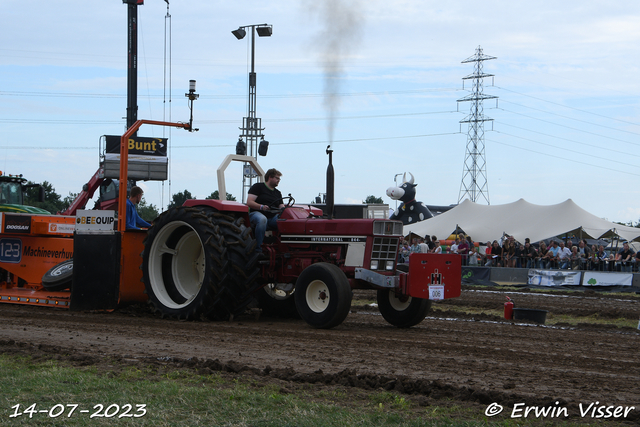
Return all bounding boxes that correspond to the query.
[142,206,230,320]
[294,263,352,329]
[210,212,261,317]
[42,259,73,291]
[376,289,431,328]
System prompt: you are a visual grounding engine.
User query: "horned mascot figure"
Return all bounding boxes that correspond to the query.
[386,172,433,224]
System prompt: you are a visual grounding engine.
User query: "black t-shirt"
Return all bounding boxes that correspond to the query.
[618,249,634,261]
[248,182,283,218]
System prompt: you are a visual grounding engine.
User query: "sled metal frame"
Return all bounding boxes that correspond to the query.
[117,119,191,232]
[0,289,71,307]
[0,120,191,310]
[115,120,192,305]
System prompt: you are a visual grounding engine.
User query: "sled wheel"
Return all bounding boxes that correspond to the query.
[142,206,230,320]
[256,283,300,318]
[376,289,432,328]
[41,259,73,291]
[294,263,352,329]
[211,212,261,317]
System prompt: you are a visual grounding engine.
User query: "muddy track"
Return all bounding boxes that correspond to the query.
[1,287,639,423]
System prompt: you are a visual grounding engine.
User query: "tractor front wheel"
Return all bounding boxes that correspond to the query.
[376,289,431,328]
[294,263,352,329]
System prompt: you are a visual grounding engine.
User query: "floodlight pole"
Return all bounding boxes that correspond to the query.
[232,24,272,202]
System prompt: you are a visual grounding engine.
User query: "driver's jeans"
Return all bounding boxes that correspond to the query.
[249,211,279,253]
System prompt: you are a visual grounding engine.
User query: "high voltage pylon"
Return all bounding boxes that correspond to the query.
[457,46,497,205]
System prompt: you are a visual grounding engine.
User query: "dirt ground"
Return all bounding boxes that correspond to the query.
[1,286,639,424]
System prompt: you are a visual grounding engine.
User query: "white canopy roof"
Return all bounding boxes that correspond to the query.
[404,199,640,244]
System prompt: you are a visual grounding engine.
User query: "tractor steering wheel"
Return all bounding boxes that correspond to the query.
[267,194,295,212]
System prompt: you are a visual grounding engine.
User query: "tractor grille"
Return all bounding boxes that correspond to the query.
[370,237,400,271]
[373,220,403,236]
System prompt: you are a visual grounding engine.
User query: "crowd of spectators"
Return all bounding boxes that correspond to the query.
[400,234,640,273]
[399,234,478,264]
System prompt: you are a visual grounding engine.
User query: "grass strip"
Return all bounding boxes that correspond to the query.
[1,354,507,427]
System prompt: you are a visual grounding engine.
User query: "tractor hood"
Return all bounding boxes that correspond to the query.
[278,207,402,237]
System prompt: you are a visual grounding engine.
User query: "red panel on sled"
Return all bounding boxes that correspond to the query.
[407,253,461,300]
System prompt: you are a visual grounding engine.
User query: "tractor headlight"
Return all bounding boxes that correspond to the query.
[370,236,400,271]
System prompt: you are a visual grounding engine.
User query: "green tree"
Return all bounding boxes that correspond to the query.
[364,195,384,204]
[62,192,79,211]
[206,191,236,201]
[167,189,192,209]
[24,181,65,214]
[138,197,159,222]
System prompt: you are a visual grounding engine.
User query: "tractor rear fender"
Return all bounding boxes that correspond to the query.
[355,253,461,300]
[182,199,248,216]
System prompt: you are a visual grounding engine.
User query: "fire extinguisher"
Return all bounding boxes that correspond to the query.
[504,296,514,320]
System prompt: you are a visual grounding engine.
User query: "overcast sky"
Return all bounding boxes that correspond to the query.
[2,0,640,228]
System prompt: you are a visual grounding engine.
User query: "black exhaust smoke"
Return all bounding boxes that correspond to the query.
[308,0,361,221]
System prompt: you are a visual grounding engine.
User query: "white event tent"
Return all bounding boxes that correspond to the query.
[404,199,640,244]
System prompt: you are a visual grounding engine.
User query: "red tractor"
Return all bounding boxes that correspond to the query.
[140,154,461,329]
[0,123,460,330]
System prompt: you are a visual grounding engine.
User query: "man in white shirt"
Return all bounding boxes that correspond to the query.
[557,241,572,269]
[450,238,460,254]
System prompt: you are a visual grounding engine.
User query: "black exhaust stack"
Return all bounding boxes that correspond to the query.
[326,145,334,219]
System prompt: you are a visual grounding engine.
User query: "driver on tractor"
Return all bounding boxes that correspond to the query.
[246,168,284,255]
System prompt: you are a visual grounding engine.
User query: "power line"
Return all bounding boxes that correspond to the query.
[497,107,640,148]
[495,86,640,129]
[0,119,122,125]
[498,121,640,159]
[0,48,120,60]
[0,91,126,99]
[487,135,640,178]
[0,110,460,125]
[493,130,640,171]
[498,99,640,137]
[254,87,462,99]
[0,87,462,100]
[176,131,461,148]
[0,146,95,150]
[0,131,461,151]
[201,110,459,124]
[268,132,461,146]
